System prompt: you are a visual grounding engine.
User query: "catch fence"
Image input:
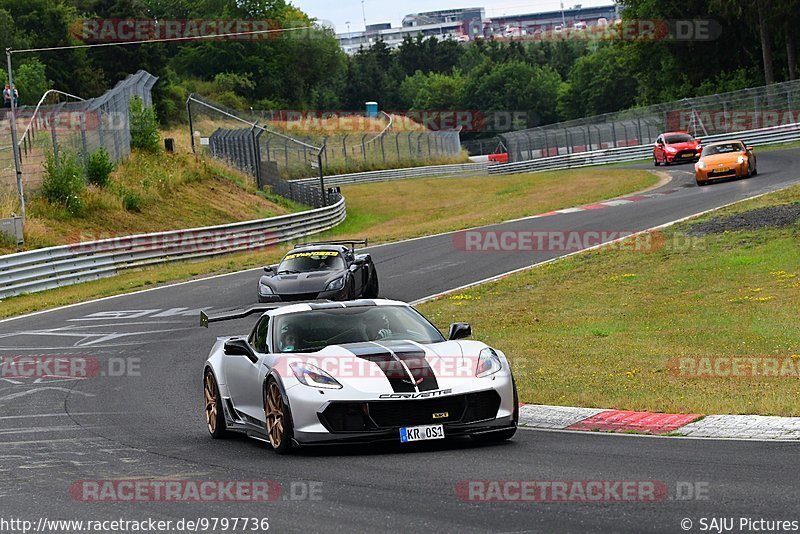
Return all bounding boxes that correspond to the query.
[501,79,800,163]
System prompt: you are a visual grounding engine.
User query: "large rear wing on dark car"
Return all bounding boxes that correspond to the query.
[293,239,368,251]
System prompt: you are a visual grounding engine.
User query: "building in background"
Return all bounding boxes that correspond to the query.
[337,4,619,54]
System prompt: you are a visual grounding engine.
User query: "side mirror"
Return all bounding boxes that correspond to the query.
[448,323,472,341]
[224,339,257,362]
[264,266,274,274]
[747,146,754,151]
[348,263,361,272]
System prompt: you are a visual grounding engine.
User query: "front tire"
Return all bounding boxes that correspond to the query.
[265,378,294,455]
[653,156,660,167]
[364,267,379,298]
[204,370,228,439]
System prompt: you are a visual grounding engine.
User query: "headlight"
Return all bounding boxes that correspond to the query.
[697,161,706,170]
[290,362,343,389]
[737,156,746,165]
[325,277,345,291]
[476,348,502,378]
[259,283,273,295]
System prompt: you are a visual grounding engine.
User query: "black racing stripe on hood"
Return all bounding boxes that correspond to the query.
[394,352,439,392]
[366,341,440,392]
[344,342,415,393]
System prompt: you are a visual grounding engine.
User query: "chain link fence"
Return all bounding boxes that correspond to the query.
[0,70,158,199]
[461,137,506,156]
[500,79,800,163]
[188,95,464,188]
[187,94,337,208]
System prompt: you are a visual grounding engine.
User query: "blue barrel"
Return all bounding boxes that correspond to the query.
[365,101,378,118]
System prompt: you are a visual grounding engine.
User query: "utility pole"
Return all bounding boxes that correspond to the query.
[6,48,24,220]
[362,0,367,30]
[561,2,567,27]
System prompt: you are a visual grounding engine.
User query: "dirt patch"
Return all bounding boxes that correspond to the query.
[688,203,800,235]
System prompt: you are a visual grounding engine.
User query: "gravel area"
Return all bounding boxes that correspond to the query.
[688,203,800,235]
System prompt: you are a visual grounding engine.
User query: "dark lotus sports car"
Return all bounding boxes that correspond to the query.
[258,240,379,303]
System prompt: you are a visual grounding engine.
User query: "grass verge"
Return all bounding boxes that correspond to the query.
[417,184,800,417]
[327,168,658,243]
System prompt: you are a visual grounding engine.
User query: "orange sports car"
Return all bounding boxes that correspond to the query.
[694,140,757,186]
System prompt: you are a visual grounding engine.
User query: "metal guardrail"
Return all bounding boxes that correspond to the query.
[0,198,346,299]
[489,122,800,175]
[291,162,490,186]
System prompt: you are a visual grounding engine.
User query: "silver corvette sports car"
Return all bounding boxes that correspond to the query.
[201,300,518,454]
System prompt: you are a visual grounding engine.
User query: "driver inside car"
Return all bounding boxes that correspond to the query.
[365,313,392,341]
[280,327,300,352]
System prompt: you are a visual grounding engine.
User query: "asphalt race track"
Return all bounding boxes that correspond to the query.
[1,148,799,533]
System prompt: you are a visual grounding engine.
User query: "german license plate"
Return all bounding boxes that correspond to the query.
[400,424,445,443]
[682,153,694,158]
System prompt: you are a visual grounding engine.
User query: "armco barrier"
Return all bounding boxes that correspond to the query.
[0,197,346,299]
[490,122,800,175]
[291,162,489,187]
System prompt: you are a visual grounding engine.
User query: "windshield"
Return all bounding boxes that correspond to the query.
[702,142,744,156]
[665,134,694,144]
[273,306,446,353]
[277,250,345,274]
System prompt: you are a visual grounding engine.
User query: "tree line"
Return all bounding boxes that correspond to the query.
[0,0,797,132]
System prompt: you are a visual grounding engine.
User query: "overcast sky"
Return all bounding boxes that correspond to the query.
[290,0,615,33]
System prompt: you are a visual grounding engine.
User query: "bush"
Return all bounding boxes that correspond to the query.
[129,96,161,153]
[42,152,86,216]
[119,189,143,212]
[86,148,115,187]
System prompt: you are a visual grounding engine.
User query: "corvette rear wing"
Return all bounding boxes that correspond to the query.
[200,301,334,327]
[200,307,277,328]
[294,239,368,251]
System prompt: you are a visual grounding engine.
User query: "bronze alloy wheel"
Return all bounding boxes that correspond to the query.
[204,372,218,434]
[204,370,227,438]
[266,381,285,449]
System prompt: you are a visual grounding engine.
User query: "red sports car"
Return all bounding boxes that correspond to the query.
[653,131,702,166]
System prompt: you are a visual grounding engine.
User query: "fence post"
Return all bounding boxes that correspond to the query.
[380,134,386,163]
[395,133,401,161]
[318,149,326,207]
[284,139,289,169]
[187,96,196,154]
[80,112,89,175]
[50,119,60,174]
[361,134,367,163]
[611,121,618,148]
[342,134,348,169]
